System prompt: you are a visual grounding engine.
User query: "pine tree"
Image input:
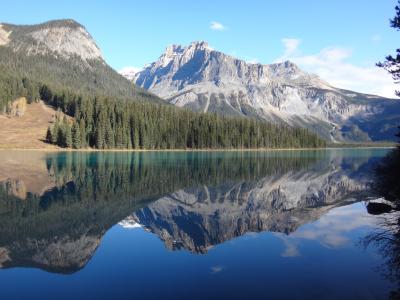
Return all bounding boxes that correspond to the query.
[51,122,59,144]
[72,122,81,149]
[79,119,86,148]
[56,126,64,147]
[65,123,72,148]
[45,126,52,144]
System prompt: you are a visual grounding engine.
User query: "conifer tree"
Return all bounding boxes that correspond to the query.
[65,124,73,148]
[45,126,52,144]
[72,122,81,149]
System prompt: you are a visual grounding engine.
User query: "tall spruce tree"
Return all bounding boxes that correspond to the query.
[65,124,73,148]
[45,126,52,144]
[72,122,81,149]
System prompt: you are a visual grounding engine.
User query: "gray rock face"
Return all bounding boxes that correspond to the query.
[0,19,103,61]
[128,41,400,142]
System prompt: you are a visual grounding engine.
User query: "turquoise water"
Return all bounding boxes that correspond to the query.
[0,149,395,299]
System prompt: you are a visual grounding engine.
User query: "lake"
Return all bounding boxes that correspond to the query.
[0,149,397,299]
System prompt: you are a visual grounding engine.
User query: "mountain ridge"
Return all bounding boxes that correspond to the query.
[0,19,103,61]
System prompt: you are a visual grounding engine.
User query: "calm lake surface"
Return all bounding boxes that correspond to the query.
[0,149,397,299]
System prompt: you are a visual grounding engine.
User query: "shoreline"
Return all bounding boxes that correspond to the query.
[0,146,395,152]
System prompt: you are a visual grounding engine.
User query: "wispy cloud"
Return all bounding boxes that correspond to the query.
[291,204,377,248]
[277,235,300,257]
[371,34,381,43]
[275,37,398,98]
[210,265,224,274]
[276,38,301,61]
[210,21,227,31]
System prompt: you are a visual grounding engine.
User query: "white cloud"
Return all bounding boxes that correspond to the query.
[371,34,381,43]
[277,235,300,257]
[275,38,398,98]
[290,204,377,249]
[210,265,224,273]
[210,21,227,31]
[277,38,301,61]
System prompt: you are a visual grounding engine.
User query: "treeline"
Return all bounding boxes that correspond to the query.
[40,85,326,149]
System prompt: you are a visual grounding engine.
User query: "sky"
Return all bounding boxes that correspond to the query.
[0,0,399,97]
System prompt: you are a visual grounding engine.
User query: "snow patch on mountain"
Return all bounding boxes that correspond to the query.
[119,66,142,81]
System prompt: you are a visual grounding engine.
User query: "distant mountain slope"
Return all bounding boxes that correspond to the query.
[0,19,161,109]
[127,41,400,142]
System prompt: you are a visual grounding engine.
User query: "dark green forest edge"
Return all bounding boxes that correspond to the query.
[0,46,325,150]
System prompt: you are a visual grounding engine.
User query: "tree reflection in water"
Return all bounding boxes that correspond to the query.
[364,145,400,299]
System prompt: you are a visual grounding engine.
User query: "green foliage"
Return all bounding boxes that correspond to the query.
[72,122,81,149]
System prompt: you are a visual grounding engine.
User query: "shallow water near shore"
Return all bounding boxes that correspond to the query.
[0,148,396,299]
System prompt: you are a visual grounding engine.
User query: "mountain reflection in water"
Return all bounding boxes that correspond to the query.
[0,149,387,274]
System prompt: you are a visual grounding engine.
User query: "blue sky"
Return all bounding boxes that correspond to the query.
[0,0,399,97]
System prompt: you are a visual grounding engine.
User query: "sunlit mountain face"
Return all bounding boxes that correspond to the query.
[0,149,386,273]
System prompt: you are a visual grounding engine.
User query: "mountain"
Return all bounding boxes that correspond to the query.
[128,41,400,142]
[0,19,161,110]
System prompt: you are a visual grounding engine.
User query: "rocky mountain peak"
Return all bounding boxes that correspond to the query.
[269,60,303,78]
[133,40,326,98]
[188,40,211,50]
[127,40,400,142]
[0,19,103,61]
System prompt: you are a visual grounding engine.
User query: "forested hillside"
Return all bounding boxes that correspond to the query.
[0,47,160,112]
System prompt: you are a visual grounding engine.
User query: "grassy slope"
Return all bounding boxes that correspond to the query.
[0,100,59,149]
